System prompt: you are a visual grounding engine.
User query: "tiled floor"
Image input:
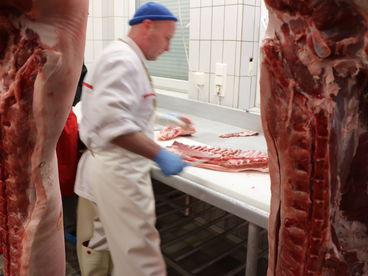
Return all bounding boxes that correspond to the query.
[65,239,80,276]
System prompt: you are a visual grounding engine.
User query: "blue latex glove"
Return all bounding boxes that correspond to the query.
[153,148,187,176]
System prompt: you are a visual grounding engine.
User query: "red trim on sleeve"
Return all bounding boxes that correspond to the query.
[83,82,93,89]
[143,93,156,98]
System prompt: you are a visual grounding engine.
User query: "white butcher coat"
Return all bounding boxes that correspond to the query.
[74,36,166,276]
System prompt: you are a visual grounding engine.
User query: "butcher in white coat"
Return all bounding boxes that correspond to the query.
[74,2,188,275]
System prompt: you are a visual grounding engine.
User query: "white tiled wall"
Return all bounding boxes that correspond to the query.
[188,0,261,110]
[85,0,135,69]
[85,0,262,111]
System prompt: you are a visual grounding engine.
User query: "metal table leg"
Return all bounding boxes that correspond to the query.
[184,195,190,216]
[245,223,261,276]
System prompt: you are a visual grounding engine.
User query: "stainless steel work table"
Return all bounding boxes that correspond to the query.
[151,109,271,276]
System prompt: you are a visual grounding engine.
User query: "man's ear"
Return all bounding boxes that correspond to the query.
[142,19,153,32]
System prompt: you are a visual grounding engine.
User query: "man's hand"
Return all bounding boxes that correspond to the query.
[156,112,193,129]
[176,114,192,129]
[153,148,187,176]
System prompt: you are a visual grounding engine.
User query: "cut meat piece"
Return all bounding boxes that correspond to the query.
[0,1,88,275]
[219,130,259,138]
[261,0,368,275]
[157,125,197,141]
[167,141,268,172]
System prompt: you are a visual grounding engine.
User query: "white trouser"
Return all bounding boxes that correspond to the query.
[76,197,112,276]
[88,218,108,251]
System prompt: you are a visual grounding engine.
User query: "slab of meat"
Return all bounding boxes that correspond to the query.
[157,125,197,141]
[260,1,368,275]
[219,130,259,138]
[0,1,88,275]
[167,141,268,172]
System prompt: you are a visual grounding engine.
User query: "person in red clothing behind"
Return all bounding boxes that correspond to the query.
[57,109,79,196]
[56,108,79,236]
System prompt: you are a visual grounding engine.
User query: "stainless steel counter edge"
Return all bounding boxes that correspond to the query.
[151,167,269,229]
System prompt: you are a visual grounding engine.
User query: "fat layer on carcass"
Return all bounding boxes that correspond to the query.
[260,0,368,275]
[0,1,88,275]
[167,141,268,172]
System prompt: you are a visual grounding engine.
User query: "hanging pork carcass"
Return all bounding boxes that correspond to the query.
[0,0,88,275]
[260,0,368,275]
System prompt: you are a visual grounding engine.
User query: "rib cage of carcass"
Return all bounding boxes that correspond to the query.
[167,141,269,172]
[260,0,368,275]
[0,1,88,275]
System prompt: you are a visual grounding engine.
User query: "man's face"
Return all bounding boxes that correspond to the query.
[146,20,176,61]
